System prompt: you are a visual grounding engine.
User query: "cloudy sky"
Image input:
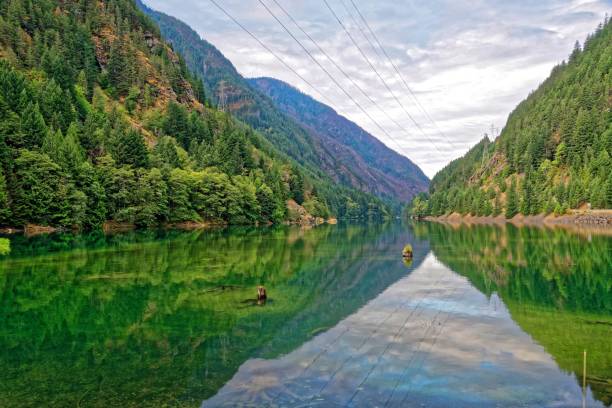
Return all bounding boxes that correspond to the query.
[143,0,610,177]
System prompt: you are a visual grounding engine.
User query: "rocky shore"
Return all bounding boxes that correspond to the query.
[425,209,612,229]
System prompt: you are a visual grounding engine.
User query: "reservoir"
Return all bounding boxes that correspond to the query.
[0,223,610,407]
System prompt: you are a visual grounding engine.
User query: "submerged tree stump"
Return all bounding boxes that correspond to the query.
[257,286,267,300]
[402,244,413,259]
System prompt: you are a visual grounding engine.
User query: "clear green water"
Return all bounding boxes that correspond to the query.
[0,223,610,407]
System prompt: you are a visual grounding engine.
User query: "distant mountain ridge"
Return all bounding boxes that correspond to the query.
[137,0,429,203]
[249,77,429,201]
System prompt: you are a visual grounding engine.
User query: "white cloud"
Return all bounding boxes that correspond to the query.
[143,0,611,177]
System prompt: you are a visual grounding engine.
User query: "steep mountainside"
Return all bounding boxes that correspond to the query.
[137,1,429,204]
[0,0,394,230]
[249,77,429,201]
[414,18,612,218]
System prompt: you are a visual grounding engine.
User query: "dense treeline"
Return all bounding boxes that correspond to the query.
[411,18,612,218]
[138,1,401,215]
[0,0,389,230]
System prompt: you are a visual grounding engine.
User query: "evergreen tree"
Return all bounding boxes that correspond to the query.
[107,37,134,96]
[0,0,375,228]
[60,123,85,173]
[153,136,180,168]
[41,46,74,91]
[188,111,211,144]
[65,186,88,229]
[256,183,276,222]
[505,178,519,219]
[125,86,140,114]
[11,149,66,226]
[0,168,10,224]
[493,193,502,216]
[163,101,190,147]
[132,168,168,226]
[75,161,107,229]
[569,40,582,62]
[42,128,64,164]
[289,170,305,205]
[520,170,537,215]
[413,17,612,218]
[20,102,47,149]
[0,93,23,148]
[112,128,149,168]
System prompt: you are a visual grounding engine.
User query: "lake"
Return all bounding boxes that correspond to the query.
[0,222,610,407]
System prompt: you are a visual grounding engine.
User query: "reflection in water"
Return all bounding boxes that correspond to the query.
[204,255,604,407]
[419,222,612,406]
[0,223,427,407]
[1,222,610,407]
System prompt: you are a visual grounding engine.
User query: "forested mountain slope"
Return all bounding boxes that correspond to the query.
[413,18,612,218]
[0,0,391,230]
[137,1,429,204]
[249,77,429,201]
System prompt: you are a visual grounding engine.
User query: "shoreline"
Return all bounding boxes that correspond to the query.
[0,217,340,237]
[424,210,612,235]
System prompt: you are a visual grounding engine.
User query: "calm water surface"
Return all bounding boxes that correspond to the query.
[0,223,610,407]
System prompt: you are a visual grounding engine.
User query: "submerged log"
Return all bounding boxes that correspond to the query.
[402,244,413,259]
[257,286,267,300]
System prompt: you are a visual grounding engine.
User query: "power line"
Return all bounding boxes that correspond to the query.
[348,0,458,150]
[208,0,334,106]
[266,0,433,157]
[322,0,449,158]
[210,0,441,166]
[339,0,385,62]
[323,0,448,157]
[256,0,422,160]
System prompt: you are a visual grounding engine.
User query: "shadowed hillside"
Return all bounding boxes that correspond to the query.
[137,1,429,207]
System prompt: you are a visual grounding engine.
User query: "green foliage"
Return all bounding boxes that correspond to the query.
[140,2,412,216]
[505,178,519,218]
[107,36,136,97]
[111,128,149,168]
[412,18,612,217]
[20,102,47,148]
[0,237,9,255]
[289,170,305,204]
[408,194,429,219]
[256,183,277,222]
[166,169,198,222]
[11,149,66,226]
[0,223,420,406]
[75,161,107,229]
[424,222,612,404]
[0,0,392,229]
[152,136,180,168]
[303,197,330,219]
[163,101,190,148]
[0,168,9,224]
[125,86,140,114]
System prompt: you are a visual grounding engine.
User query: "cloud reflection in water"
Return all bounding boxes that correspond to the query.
[203,254,602,407]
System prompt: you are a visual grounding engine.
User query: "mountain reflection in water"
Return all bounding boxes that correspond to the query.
[0,222,609,407]
[204,254,605,408]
